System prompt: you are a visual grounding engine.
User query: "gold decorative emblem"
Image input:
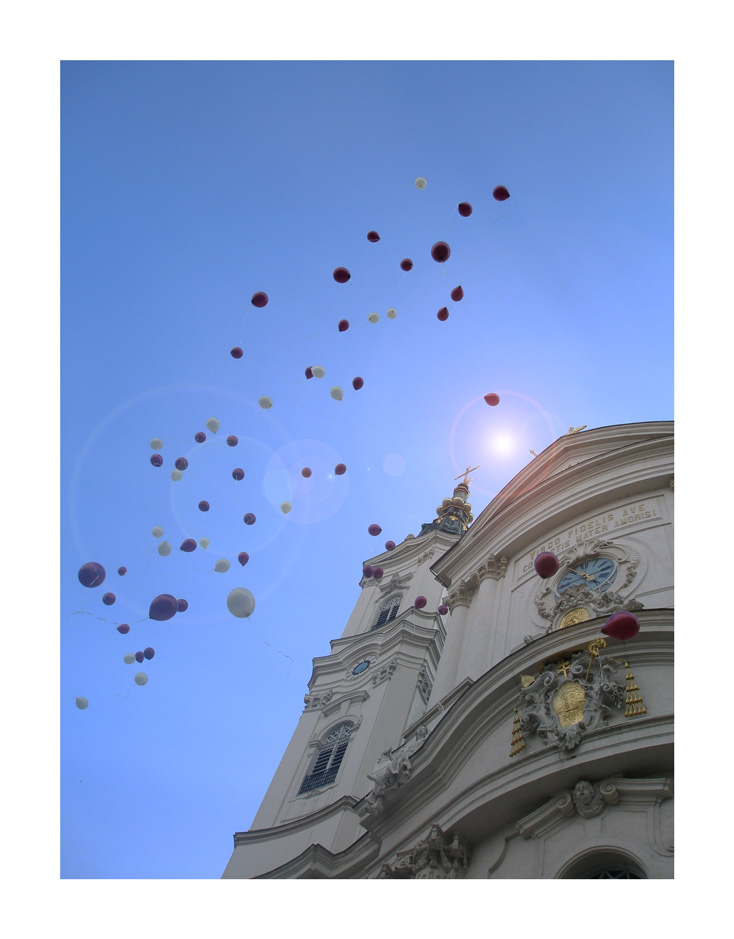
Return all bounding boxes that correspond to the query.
[551,681,586,727]
[559,607,590,629]
[520,674,536,688]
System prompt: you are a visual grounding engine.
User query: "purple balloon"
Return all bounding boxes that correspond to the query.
[334,463,347,475]
[602,611,641,641]
[368,524,382,536]
[227,435,238,447]
[367,231,380,242]
[149,594,178,621]
[400,258,413,272]
[251,291,269,308]
[177,598,188,612]
[437,307,449,321]
[198,501,210,512]
[450,285,464,302]
[431,241,451,263]
[238,552,249,566]
[415,596,427,609]
[363,565,374,579]
[117,623,130,634]
[117,566,127,576]
[180,539,197,552]
[195,432,206,443]
[244,513,256,526]
[102,592,116,606]
[305,367,314,379]
[372,567,383,579]
[135,651,144,663]
[78,562,106,588]
[175,457,188,471]
[338,319,349,332]
[438,604,449,615]
[333,267,351,284]
[143,647,155,660]
[458,202,473,217]
[533,552,559,579]
[493,185,510,202]
[150,454,163,467]
[232,468,245,481]
[385,541,396,551]
[230,347,244,359]
[352,377,364,390]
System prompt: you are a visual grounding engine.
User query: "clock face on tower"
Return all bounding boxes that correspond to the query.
[556,557,618,595]
[351,660,371,676]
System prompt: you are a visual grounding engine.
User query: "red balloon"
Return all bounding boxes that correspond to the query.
[385,541,395,551]
[227,435,238,447]
[458,202,472,217]
[415,596,427,609]
[198,501,210,512]
[78,562,106,588]
[367,231,380,242]
[135,651,144,663]
[177,598,188,612]
[372,567,383,579]
[117,623,130,634]
[305,367,314,379]
[431,241,451,263]
[450,286,464,302]
[334,463,347,475]
[363,565,374,579]
[244,513,256,525]
[118,567,127,576]
[534,552,559,579]
[438,604,448,615]
[251,292,269,307]
[493,185,510,201]
[484,393,500,406]
[338,319,350,332]
[175,457,188,471]
[143,647,155,660]
[301,467,312,478]
[333,267,351,284]
[149,594,178,621]
[602,611,641,641]
[102,593,116,606]
[180,539,197,552]
[368,524,382,536]
[232,468,245,480]
[238,552,249,566]
[437,307,449,321]
[352,377,363,390]
[230,347,244,359]
[150,454,163,467]
[195,431,206,443]
[400,258,413,271]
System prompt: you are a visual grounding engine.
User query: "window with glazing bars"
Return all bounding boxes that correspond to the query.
[371,595,401,630]
[298,723,353,794]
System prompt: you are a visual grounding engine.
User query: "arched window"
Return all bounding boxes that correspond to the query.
[559,850,647,879]
[371,596,401,630]
[298,723,353,794]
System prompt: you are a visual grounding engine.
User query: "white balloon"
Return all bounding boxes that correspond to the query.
[227,587,256,618]
[199,537,210,549]
[150,438,163,450]
[281,501,292,514]
[151,526,164,538]
[368,312,379,323]
[123,653,136,664]
[311,366,325,378]
[215,558,230,572]
[206,417,220,433]
[415,177,427,189]
[134,672,148,686]
[259,395,273,409]
[75,696,88,709]
[330,386,343,401]
[171,469,183,481]
[386,308,397,319]
[158,541,172,556]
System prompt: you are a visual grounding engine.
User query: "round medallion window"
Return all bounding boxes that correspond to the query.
[352,660,370,676]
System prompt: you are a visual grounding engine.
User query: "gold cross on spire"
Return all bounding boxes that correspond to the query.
[455,465,479,486]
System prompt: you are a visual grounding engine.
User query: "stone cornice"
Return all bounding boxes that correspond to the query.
[251,830,380,879]
[233,795,361,846]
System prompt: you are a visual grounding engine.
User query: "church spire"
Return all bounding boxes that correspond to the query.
[418,466,477,537]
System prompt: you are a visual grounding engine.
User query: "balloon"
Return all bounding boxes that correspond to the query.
[352,377,363,390]
[415,177,427,189]
[171,470,183,481]
[76,696,89,709]
[198,501,210,512]
[431,242,450,263]
[333,267,351,284]
[123,653,135,664]
[227,435,238,447]
[135,651,144,663]
[301,467,312,478]
[281,501,292,514]
[438,604,449,615]
[215,559,230,572]
[230,347,243,359]
[151,527,164,538]
[385,541,395,551]
[143,647,155,660]
[338,319,349,332]
[102,593,116,606]
[484,393,500,406]
[363,565,374,579]
[149,594,178,621]
[180,539,197,552]
[415,596,427,609]
[251,292,269,307]
[334,463,347,475]
[493,185,510,201]
[227,587,256,618]
[450,286,464,302]
[232,468,245,480]
[437,307,449,321]
[386,308,397,319]
[259,395,273,409]
[150,454,163,467]
[367,231,380,242]
[400,259,413,271]
[195,432,206,442]
[372,567,383,579]
[311,366,325,378]
[158,541,172,556]
[175,457,188,471]
[330,386,343,401]
[457,202,472,217]
[601,611,641,641]
[177,598,188,612]
[199,538,209,549]
[117,624,130,634]
[78,562,106,588]
[368,312,379,323]
[244,513,256,525]
[134,672,148,686]
[150,438,163,450]
[206,417,220,433]
[238,552,249,566]
[368,524,382,536]
[118,567,127,576]
[534,552,559,578]
[305,366,314,379]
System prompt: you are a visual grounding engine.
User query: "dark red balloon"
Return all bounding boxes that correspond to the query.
[175,457,188,471]
[180,539,197,552]
[195,432,206,443]
[149,594,178,621]
[244,513,256,525]
[484,393,500,407]
[534,552,559,579]
[367,231,380,242]
[415,596,427,609]
[102,592,116,606]
[437,307,449,321]
[198,501,210,512]
[338,319,350,332]
[352,377,363,390]
[143,647,155,660]
[368,524,382,536]
[135,651,144,663]
[78,562,106,588]
[400,258,413,271]
[232,468,245,481]
[227,435,238,447]
[431,242,451,263]
[333,267,351,284]
[177,598,188,612]
[117,623,130,634]
[334,463,347,475]
[251,292,269,307]
[450,286,464,302]
[238,552,249,567]
[301,467,312,478]
[601,611,641,641]
[117,567,127,576]
[230,347,244,359]
[493,185,510,201]
[385,541,395,551]
[372,567,383,579]
[305,367,314,379]
[438,604,448,615]
[150,454,163,467]
[458,202,473,217]
[362,565,374,579]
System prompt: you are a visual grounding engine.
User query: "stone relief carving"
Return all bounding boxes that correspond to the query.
[446,572,479,609]
[303,689,334,711]
[417,663,433,703]
[371,657,398,687]
[570,779,607,817]
[538,586,644,630]
[474,553,509,582]
[378,571,413,596]
[364,726,428,815]
[378,824,471,879]
[417,547,435,565]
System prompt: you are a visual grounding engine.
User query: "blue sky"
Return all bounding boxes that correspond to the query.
[58,60,673,880]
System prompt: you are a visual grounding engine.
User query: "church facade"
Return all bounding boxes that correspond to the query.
[222,421,674,879]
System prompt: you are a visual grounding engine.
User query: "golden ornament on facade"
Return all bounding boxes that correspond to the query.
[552,681,586,727]
[559,607,591,629]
